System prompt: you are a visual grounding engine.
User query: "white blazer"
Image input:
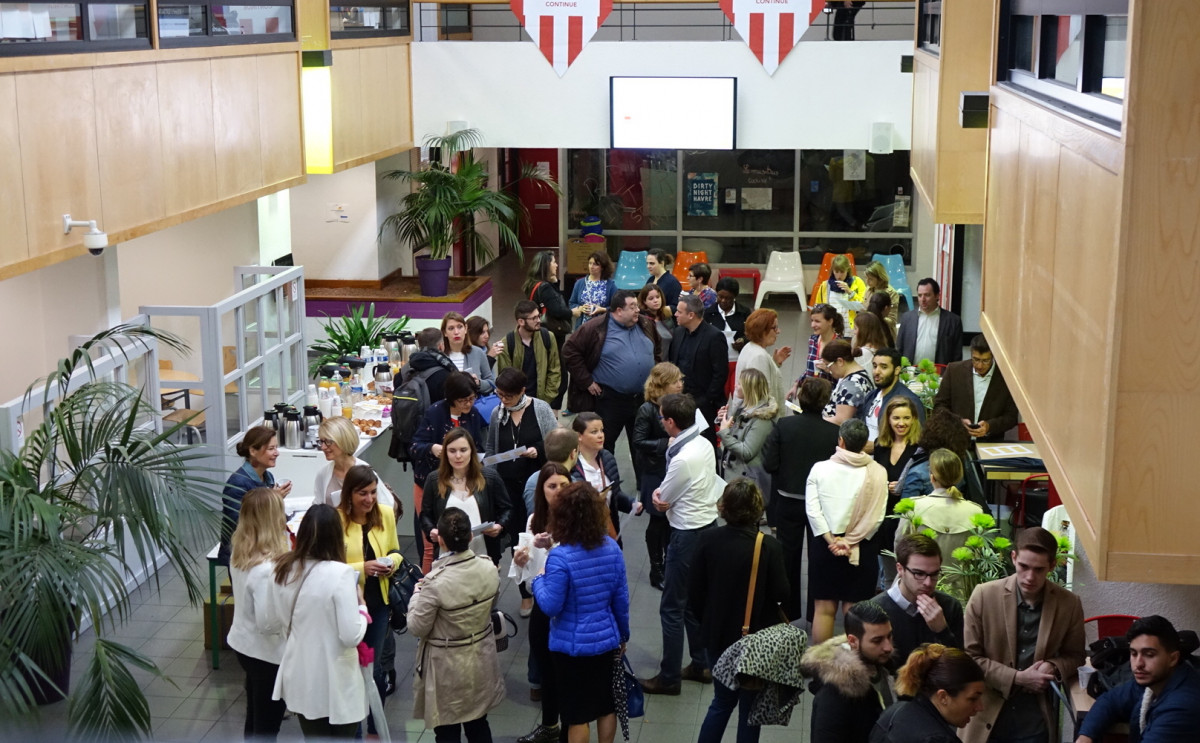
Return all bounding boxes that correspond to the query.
[312,457,396,511]
[262,560,368,725]
[228,562,284,664]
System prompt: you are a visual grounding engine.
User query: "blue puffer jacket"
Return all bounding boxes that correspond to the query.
[531,538,630,657]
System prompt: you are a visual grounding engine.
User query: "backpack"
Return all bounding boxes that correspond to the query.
[505,329,552,363]
[388,365,441,466]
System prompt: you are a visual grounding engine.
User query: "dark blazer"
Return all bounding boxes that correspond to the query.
[668,321,729,419]
[704,301,750,349]
[762,412,840,498]
[688,525,789,661]
[896,309,963,367]
[872,588,964,668]
[933,360,1019,442]
[421,467,512,565]
[561,314,662,413]
[570,449,635,536]
[409,400,488,485]
[870,696,960,743]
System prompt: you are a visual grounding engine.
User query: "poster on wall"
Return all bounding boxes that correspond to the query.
[741,187,772,210]
[718,0,824,75]
[687,172,719,217]
[510,0,613,77]
[843,150,867,181]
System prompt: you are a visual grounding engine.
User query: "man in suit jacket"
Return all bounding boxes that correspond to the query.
[962,527,1085,743]
[669,293,728,443]
[934,335,1019,442]
[896,278,963,366]
[761,377,840,619]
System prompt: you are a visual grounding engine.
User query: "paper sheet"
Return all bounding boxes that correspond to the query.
[979,444,1036,456]
[507,531,549,585]
[482,446,529,467]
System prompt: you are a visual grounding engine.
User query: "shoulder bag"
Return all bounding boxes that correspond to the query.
[388,556,425,633]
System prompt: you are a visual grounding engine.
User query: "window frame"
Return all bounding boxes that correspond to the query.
[0,1,152,56]
[329,2,411,40]
[156,0,296,48]
[917,0,941,55]
[439,3,470,35]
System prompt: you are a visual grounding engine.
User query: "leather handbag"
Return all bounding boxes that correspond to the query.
[491,609,518,652]
[388,557,424,632]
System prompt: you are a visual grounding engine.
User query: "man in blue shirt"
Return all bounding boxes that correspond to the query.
[1077,615,1200,743]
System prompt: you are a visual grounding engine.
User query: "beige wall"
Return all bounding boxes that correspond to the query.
[289,163,382,281]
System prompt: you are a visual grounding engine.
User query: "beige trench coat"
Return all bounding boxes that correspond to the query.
[960,574,1085,743]
[407,550,505,728]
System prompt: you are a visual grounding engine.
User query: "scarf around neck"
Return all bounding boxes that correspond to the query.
[500,394,531,426]
[830,447,888,565]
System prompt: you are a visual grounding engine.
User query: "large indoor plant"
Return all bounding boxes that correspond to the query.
[0,325,220,739]
[380,128,561,297]
[307,302,408,376]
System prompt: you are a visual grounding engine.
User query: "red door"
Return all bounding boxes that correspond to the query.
[516,148,560,248]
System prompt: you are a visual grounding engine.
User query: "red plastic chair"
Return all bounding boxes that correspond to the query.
[808,252,857,307]
[1010,474,1059,528]
[1085,614,1139,639]
[672,250,708,284]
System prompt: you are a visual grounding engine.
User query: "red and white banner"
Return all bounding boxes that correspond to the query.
[511,0,613,77]
[719,0,823,75]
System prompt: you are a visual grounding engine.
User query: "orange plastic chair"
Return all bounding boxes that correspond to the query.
[808,252,857,307]
[672,250,708,284]
[1085,614,1139,639]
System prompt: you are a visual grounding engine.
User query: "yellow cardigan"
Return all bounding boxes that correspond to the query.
[814,275,867,328]
[342,504,402,604]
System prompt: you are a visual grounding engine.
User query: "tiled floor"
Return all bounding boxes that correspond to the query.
[18,252,826,742]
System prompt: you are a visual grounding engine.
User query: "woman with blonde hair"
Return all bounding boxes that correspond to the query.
[732,308,791,420]
[897,449,983,561]
[873,396,922,585]
[859,261,901,327]
[633,362,684,587]
[312,416,372,508]
[716,368,778,498]
[813,254,866,331]
[337,464,402,729]
[229,487,290,739]
[871,644,985,742]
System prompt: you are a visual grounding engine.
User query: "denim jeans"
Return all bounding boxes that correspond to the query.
[658,521,715,682]
[697,679,761,743]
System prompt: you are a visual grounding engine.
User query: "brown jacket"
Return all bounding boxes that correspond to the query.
[560,314,662,413]
[933,360,1019,442]
[960,574,1085,743]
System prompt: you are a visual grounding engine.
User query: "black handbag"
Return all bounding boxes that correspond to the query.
[492,609,518,652]
[388,557,424,632]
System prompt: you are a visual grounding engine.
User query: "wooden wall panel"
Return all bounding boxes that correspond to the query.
[981,106,1021,345]
[909,53,938,210]
[358,46,391,157]
[211,56,263,198]
[332,49,364,163]
[94,65,166,233]
[0,74,29,266]
[388,44,413,147]
[1012,124,1058,409]
[257,53,304,186]
[15,69,102,256]
[157,60,219,215]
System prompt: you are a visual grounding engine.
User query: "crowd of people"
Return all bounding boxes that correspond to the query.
[215,255,1198,743]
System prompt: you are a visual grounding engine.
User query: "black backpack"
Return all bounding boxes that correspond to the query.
[1087,630,1200,698]
[388,365,441,466]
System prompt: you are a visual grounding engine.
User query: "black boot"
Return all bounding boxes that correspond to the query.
[649,562,664,590]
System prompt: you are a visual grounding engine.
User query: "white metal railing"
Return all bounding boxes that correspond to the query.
[141,265,307,472]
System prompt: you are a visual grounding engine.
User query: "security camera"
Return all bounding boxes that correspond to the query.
[63,214,109,256]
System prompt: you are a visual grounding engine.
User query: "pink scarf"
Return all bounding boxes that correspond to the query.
[830,448,889,566]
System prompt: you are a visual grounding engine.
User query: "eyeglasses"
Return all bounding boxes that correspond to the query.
[315,438,333,449]
[904,566,941,582]
[521,315,541,323]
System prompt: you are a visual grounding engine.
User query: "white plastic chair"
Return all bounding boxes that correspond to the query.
[754,251,810,309]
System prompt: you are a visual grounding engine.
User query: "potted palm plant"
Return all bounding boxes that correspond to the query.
[380,128,561,297]
[0,324,220,739]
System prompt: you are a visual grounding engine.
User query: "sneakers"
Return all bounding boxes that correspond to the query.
[681,663,713,684]
[517,723,560,743]
[639,674,682,695]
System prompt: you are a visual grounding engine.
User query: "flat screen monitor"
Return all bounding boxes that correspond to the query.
[610,76,737,149]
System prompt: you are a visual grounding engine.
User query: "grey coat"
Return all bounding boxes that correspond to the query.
[717,401,778,484]
[407,550,505,728]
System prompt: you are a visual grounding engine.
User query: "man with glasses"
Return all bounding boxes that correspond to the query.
[933,334,1019,442]
[562,290,661,460]
[872,533,964,666]
[496,300,561,407]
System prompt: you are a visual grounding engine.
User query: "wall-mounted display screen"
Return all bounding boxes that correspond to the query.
[610,76,737,150]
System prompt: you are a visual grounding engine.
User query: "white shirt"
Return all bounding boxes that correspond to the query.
[447,488,486,556]
[886,579,918,616]
[312,458,395,510]
[718,306,739,361]
[864,390,885,441]
[806,459,872,536]
[658,428,722,530]
[972,363,995,424]
[228,561,285,663]
[914,308,941,365]
[579,454,610,505]
[448,351,467,371]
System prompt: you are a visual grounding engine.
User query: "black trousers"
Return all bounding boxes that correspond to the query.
[529,604,562,729]
[595,385,642,484]
[298,715,359,739]
[235,652,286,740]
[435,716,493,743]
[774,496,810,620]
[645,513,669,572]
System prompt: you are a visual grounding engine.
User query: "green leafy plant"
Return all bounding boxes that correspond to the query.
[379,128,562,263]
[308,303,408,376]
[0,324,221,740]
[899,356,941,410]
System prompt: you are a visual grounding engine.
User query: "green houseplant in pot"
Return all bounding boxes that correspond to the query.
[307,302,408,376]
[380,128,562,297]
[0,324,220,739]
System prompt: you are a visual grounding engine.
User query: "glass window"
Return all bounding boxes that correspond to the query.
[87,3,144,38]
[440,3,468,34]
[330,4,409,37]
[158,4,204,36]
[568,149,678,231]
[799,237,912,272]
[0,1,153,52]
[211,5,289,35]
[1043,15,1083,87]
[158,1,292,44]
[798,149,912,233]
[918,0,940,52]
[1100,15,1126,99]
[1009,15,1035,72]
[680,150,794,232]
